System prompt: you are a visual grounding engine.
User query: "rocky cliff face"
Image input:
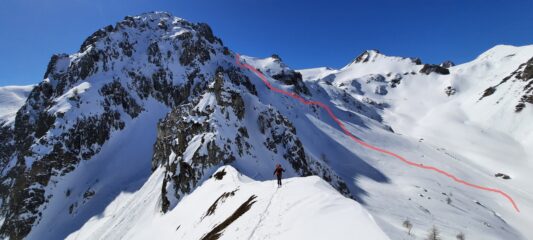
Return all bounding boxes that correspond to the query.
[0,12,229,239]
[151,66,349,213]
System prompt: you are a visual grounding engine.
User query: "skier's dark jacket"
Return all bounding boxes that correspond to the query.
[273,166,285,177]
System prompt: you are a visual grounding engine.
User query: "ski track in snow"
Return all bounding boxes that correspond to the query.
[246,185,279,240]
[235,54,520,213]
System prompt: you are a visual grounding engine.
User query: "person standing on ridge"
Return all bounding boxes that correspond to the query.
[273,164,285,187]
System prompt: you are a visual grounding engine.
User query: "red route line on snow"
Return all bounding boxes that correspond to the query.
[235,54,520,213]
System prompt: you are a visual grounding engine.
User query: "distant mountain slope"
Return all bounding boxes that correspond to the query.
[296,45,533,238]
[0,85,33,126]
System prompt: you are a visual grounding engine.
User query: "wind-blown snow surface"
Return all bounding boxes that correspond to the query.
[65,166,389,240]
[0,85,33,126]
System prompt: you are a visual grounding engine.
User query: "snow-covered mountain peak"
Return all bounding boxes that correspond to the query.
[240,55,289,76]
[240,54,310,94]
[476,44,532,61]
[77,11,214,54]
[346,49,421,66]
[0,11,235,239]
[462,44,533,76]
[134,11,176,19]
[340,50,423,77]
[352,49,383,63]
[42,11,228,105]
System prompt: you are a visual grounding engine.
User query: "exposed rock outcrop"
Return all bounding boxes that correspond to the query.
[419,64,450,75]
[440,60,455,68]
[353,50,381,63]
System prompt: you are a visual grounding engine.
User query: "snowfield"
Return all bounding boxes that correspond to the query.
[296,45,533,239]
[65,166,390,240]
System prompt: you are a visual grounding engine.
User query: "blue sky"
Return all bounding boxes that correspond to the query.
[1,0,532,86]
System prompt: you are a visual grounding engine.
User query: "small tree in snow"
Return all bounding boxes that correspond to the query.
[402,219,413,235]
[456,232,465,240]
[426,226,441,240]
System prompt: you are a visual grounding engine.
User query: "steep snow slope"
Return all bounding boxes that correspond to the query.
[0,85,33,126]
[24,99,169,239]
[297,46,533,238]
[66,166,389,240]
[381,45,533,200]
[382,45,533,150]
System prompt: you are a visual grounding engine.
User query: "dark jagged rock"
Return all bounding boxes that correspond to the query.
[410,57,423,65]
[212,69,246,120]
[178,30,214,66]
[213,169,227,180]
[226,67,257,96]
[100,81,143,118]
[43,54,69,79]
[272,70,310,95]
[480,87,496,100]
[354,50,380,63]
[201,195,257,240]
[365,74,386,83]
[480,57,533,111]
[375,85,388,95]
[419,64,450,75]
[445,86,456,96]
[154,102,237,212]
[271,54,282,61]
[518,57,533,80]
[153,68,258,212]
[515,95,532,112]
[194,23,219,44]
[440,60,455,68]
[203,189,238,219]
[147,42,162,66]
[389,74,402,88]
[495,173,511,179]
[73,48,102,80]
[79,25,114,52]
[515,103,526,112]
[118,40,134,57]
